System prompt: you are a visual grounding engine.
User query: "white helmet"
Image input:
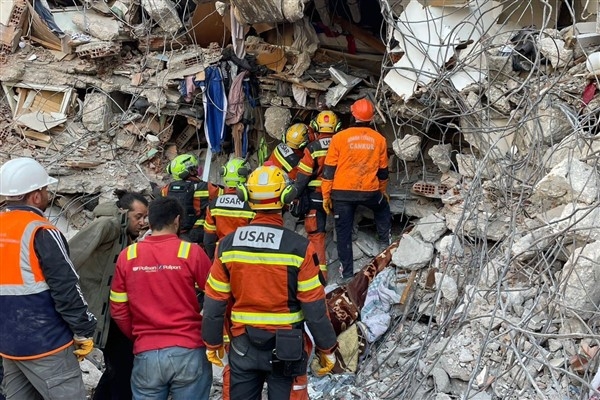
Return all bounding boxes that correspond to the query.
[0,157,58,197]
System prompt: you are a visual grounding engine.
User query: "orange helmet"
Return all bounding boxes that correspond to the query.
[310,111,341,133]
[351,98,374,122]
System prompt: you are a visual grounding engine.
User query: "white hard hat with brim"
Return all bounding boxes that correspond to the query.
[0,157,58,197]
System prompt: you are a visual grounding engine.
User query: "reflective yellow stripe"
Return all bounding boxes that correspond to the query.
[207,274,231,293]
[194,219,205,227]
[221,250,304,267]
[110,290,128,303]
[203,221,216,231]
[178,242,191,258]
[319,264,327,272]
[298,275,321,292]
[298,162,312,174]
[274,150,293,172]
[231,310,304,325]
[210,209,256,219]
[313,150,327,157]
[223,334,230,343]
[126,244,137,260]
[194,190,209,198]
[308,180,321,187]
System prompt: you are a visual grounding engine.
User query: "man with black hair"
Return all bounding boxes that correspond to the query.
[69,189,148,400]
[110,197,213,399]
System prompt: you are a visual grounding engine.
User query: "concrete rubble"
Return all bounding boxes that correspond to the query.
[2,0,600,398]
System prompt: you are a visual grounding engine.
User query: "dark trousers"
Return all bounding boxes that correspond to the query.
[0,357,5,400]
[334,193,391,278]
[228,335,294,400]
[93,319,134,400]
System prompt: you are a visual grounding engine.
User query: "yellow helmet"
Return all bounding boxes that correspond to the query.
[243,165,290,210]
[284,123,310,149]
[311,111,341,133]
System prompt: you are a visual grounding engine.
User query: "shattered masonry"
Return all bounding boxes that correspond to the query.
[2,0,600,398]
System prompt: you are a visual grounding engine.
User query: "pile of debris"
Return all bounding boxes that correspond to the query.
[3,0,600,398]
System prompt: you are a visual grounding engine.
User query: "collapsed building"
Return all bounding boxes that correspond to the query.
[2,0,600,398]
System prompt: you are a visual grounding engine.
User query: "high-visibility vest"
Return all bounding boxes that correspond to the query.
[0,210,74,359]
[0,211,50,290]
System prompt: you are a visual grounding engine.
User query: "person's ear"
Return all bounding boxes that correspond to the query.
[31,190,42,206]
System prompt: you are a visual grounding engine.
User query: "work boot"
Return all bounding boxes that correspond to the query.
[377,241,389,255]
[336,275,353,286]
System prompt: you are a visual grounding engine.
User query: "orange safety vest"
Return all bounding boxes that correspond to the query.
[0,210,51,291]
[0,210,74,359]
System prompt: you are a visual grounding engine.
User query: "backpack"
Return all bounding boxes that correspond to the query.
[166,180,197,231]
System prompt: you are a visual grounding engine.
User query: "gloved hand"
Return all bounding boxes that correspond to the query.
[382,192,390,203]
[206,347,226,368]
[322,198,332,215]
[315,351,336,376]
[73,336,94,362]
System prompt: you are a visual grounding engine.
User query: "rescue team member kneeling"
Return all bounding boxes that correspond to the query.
[202,164,338,400]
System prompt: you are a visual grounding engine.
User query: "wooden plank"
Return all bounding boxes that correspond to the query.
[21,128,51,142]
[24,138,50,148]
[65,160,102,168]
[31,90,65,114]
[245,42,287,73]
[400,270,418,305]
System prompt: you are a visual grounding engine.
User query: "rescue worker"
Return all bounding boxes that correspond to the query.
[0,157,97,399]
[204,157,254,399]
[322,98,392,285]
[203,157,255,261]
[267,123,314,181]
[161,154,223,244]
[202,164,338,400]
[110,196,213,400]
[291,111,343,280]
[69,189,148,400]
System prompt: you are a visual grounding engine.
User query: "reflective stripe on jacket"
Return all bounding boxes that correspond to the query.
[109,234,211,355]
[0,210,74,360]
[268,143,302,181]
[203,189,255,260]
[295,134,334,194]
[202,213,337,353]
[203,193,255,236]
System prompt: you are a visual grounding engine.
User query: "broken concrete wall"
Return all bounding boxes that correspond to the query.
[2,0,600,398]
[231,0,308,24]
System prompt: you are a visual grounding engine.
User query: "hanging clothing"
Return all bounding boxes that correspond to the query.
[202,66,228,153]
[226,71,248,126]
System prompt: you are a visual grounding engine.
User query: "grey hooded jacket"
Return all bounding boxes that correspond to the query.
[68,202,130,348]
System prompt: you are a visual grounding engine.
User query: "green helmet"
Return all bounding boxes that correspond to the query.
[221,157,249,187]
[166,154,199,180]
